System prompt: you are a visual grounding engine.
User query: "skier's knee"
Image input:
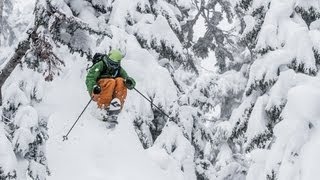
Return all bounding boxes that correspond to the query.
[115,77,125,84]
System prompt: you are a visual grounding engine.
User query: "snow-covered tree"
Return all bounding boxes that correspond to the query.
[2,68,49,179]
[140,0,254,179]
[174,69,248,180]
[235,0,270,55]
[229,0,320,179]
[190,0,235,73]
[0,118,17,179]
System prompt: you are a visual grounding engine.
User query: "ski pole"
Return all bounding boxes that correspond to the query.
[62,98,93,141]
[133,87,171,119]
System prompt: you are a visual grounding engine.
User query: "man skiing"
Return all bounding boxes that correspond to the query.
[85,50,136,123]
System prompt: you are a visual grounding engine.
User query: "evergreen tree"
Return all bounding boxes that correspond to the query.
[190,0,235,73]
[2,69,50,179]
[177,70,248,180]
[150,0,252,179]
[235,0,270,55]
[229,0,320,179]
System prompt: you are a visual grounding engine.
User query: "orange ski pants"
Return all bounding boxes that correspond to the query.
[92,77,127,109]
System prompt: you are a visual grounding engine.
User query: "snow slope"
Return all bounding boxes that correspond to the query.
[34,48,181,180]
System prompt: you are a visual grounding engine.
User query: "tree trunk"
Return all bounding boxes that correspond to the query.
[0,38,30,105]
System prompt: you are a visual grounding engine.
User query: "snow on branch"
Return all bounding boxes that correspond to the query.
[34,0,113,58]
[0,121,17,179]
[2,67,49,179]
[134,15,184,61]
[229,94,256,144]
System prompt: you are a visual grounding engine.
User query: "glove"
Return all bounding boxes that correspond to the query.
[125,77,136,90]
[92,85,101,94]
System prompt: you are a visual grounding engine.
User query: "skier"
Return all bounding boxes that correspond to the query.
[85,50,136,124]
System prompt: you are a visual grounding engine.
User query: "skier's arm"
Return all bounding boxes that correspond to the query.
[119,68,136,90]
[86,61,105,94]
[119,68,129,79]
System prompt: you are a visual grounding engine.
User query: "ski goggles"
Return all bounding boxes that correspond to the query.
[106,58,120,69]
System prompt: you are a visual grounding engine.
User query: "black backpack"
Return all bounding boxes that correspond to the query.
[92,53,105,65]
[87,53,105,70]
[89,53,120,77]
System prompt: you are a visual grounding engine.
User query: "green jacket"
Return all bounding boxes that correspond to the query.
[86,60,129,94]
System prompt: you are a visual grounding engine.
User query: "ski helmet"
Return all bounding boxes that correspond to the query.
[108,49,123,63]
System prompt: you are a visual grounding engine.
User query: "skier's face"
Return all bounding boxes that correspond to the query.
[107,59,120,69]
